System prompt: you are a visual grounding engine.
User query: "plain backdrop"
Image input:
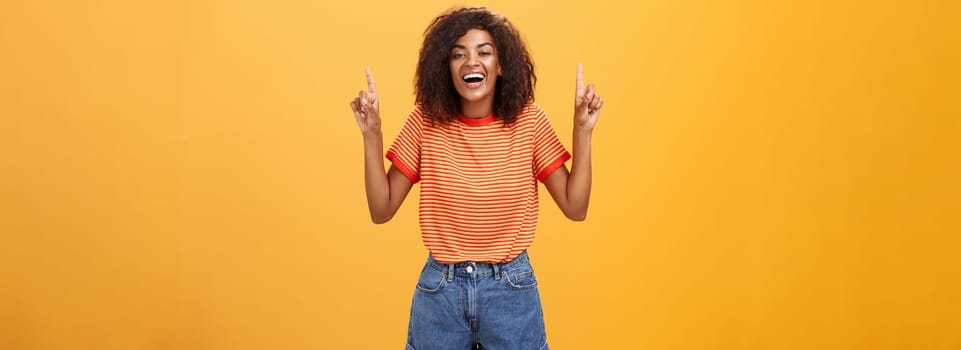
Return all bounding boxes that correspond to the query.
[1,0,959,349]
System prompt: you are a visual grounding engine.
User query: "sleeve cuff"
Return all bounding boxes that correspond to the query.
[536,151,571,182]
[386,151,420,183]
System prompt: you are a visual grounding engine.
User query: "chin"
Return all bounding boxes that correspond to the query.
[459,93,490,102]
[456,87,494,102]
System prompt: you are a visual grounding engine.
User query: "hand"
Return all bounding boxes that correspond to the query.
[574,63,603,130]
[349,67,381,135]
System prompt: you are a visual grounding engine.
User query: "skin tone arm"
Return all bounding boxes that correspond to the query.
[543,63,604,221]
[349,67,414,224]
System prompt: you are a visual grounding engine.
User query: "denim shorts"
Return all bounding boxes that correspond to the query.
[406,251,549,350]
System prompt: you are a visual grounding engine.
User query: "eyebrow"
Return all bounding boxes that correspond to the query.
[451,42,494,50]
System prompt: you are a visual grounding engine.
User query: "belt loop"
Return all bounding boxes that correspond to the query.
[446,263,454,282]
[493,262,501,280]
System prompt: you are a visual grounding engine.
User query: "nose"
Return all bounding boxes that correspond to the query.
[467,52,480,66]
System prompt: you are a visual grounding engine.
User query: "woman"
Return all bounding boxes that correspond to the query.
[349,7,603,350]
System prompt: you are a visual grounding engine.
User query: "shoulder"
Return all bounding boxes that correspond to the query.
[406,106,433,127]
[410,105,426,120]
[514,103,547,124]
[521,103,545,116]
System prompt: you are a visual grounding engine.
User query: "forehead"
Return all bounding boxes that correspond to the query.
[453,29,495,47]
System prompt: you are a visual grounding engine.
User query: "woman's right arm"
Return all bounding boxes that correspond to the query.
[350,67,414,224]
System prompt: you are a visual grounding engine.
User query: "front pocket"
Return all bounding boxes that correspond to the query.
[414,264,447,294]
[504,269,538,290]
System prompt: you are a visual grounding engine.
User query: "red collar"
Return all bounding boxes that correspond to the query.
[457,113,497,126]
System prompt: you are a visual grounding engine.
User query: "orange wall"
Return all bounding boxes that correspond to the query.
[2,0,959,349]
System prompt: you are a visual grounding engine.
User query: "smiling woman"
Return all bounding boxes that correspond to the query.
[414,7,537,126]
[449,29,504,118]
[347,6,603,350]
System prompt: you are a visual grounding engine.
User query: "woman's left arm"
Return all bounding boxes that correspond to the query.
[544,63,604,221]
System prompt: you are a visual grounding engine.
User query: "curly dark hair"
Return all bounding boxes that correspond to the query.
[416,7,536,126]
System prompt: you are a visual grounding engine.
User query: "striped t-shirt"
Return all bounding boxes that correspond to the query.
[386,103,570,263]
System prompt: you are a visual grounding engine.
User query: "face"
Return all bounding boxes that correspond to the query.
[449,29,502,109]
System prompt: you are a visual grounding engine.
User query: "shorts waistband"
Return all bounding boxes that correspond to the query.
[427,251,530,281]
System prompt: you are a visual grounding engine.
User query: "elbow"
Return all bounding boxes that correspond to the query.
[565,210,588,222]
[368,203,399,224]
[370,212,395,224]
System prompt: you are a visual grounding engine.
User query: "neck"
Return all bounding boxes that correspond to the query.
[460,98,494,118]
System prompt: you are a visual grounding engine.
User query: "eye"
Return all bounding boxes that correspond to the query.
[480,51,492,56]
[451,53,466,59]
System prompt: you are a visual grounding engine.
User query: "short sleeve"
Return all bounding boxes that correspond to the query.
[385,108,424,183]
[532,106,571,182]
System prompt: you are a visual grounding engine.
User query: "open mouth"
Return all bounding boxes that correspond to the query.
[462,73,485,87]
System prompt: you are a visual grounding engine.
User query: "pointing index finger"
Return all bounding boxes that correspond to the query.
[575,63,584,93]
[365,66,377,94]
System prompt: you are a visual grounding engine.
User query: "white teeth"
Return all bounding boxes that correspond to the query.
[463,73,485,80]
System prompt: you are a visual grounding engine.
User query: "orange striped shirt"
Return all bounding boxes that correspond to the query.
[386,103,570,263]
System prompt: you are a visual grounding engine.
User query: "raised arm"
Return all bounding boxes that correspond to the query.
[349,67,414,224]
[543,63,604,221]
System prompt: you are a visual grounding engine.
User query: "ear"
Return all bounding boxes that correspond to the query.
[498,67,503,76]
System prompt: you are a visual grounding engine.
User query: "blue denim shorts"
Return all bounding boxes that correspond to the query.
[406,251,549,350]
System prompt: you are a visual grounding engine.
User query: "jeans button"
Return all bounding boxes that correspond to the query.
[466,265,474,273]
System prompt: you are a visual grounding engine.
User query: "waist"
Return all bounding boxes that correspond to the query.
[427,250,530,278]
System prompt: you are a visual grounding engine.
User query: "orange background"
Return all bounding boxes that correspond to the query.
[2,0,959,349]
